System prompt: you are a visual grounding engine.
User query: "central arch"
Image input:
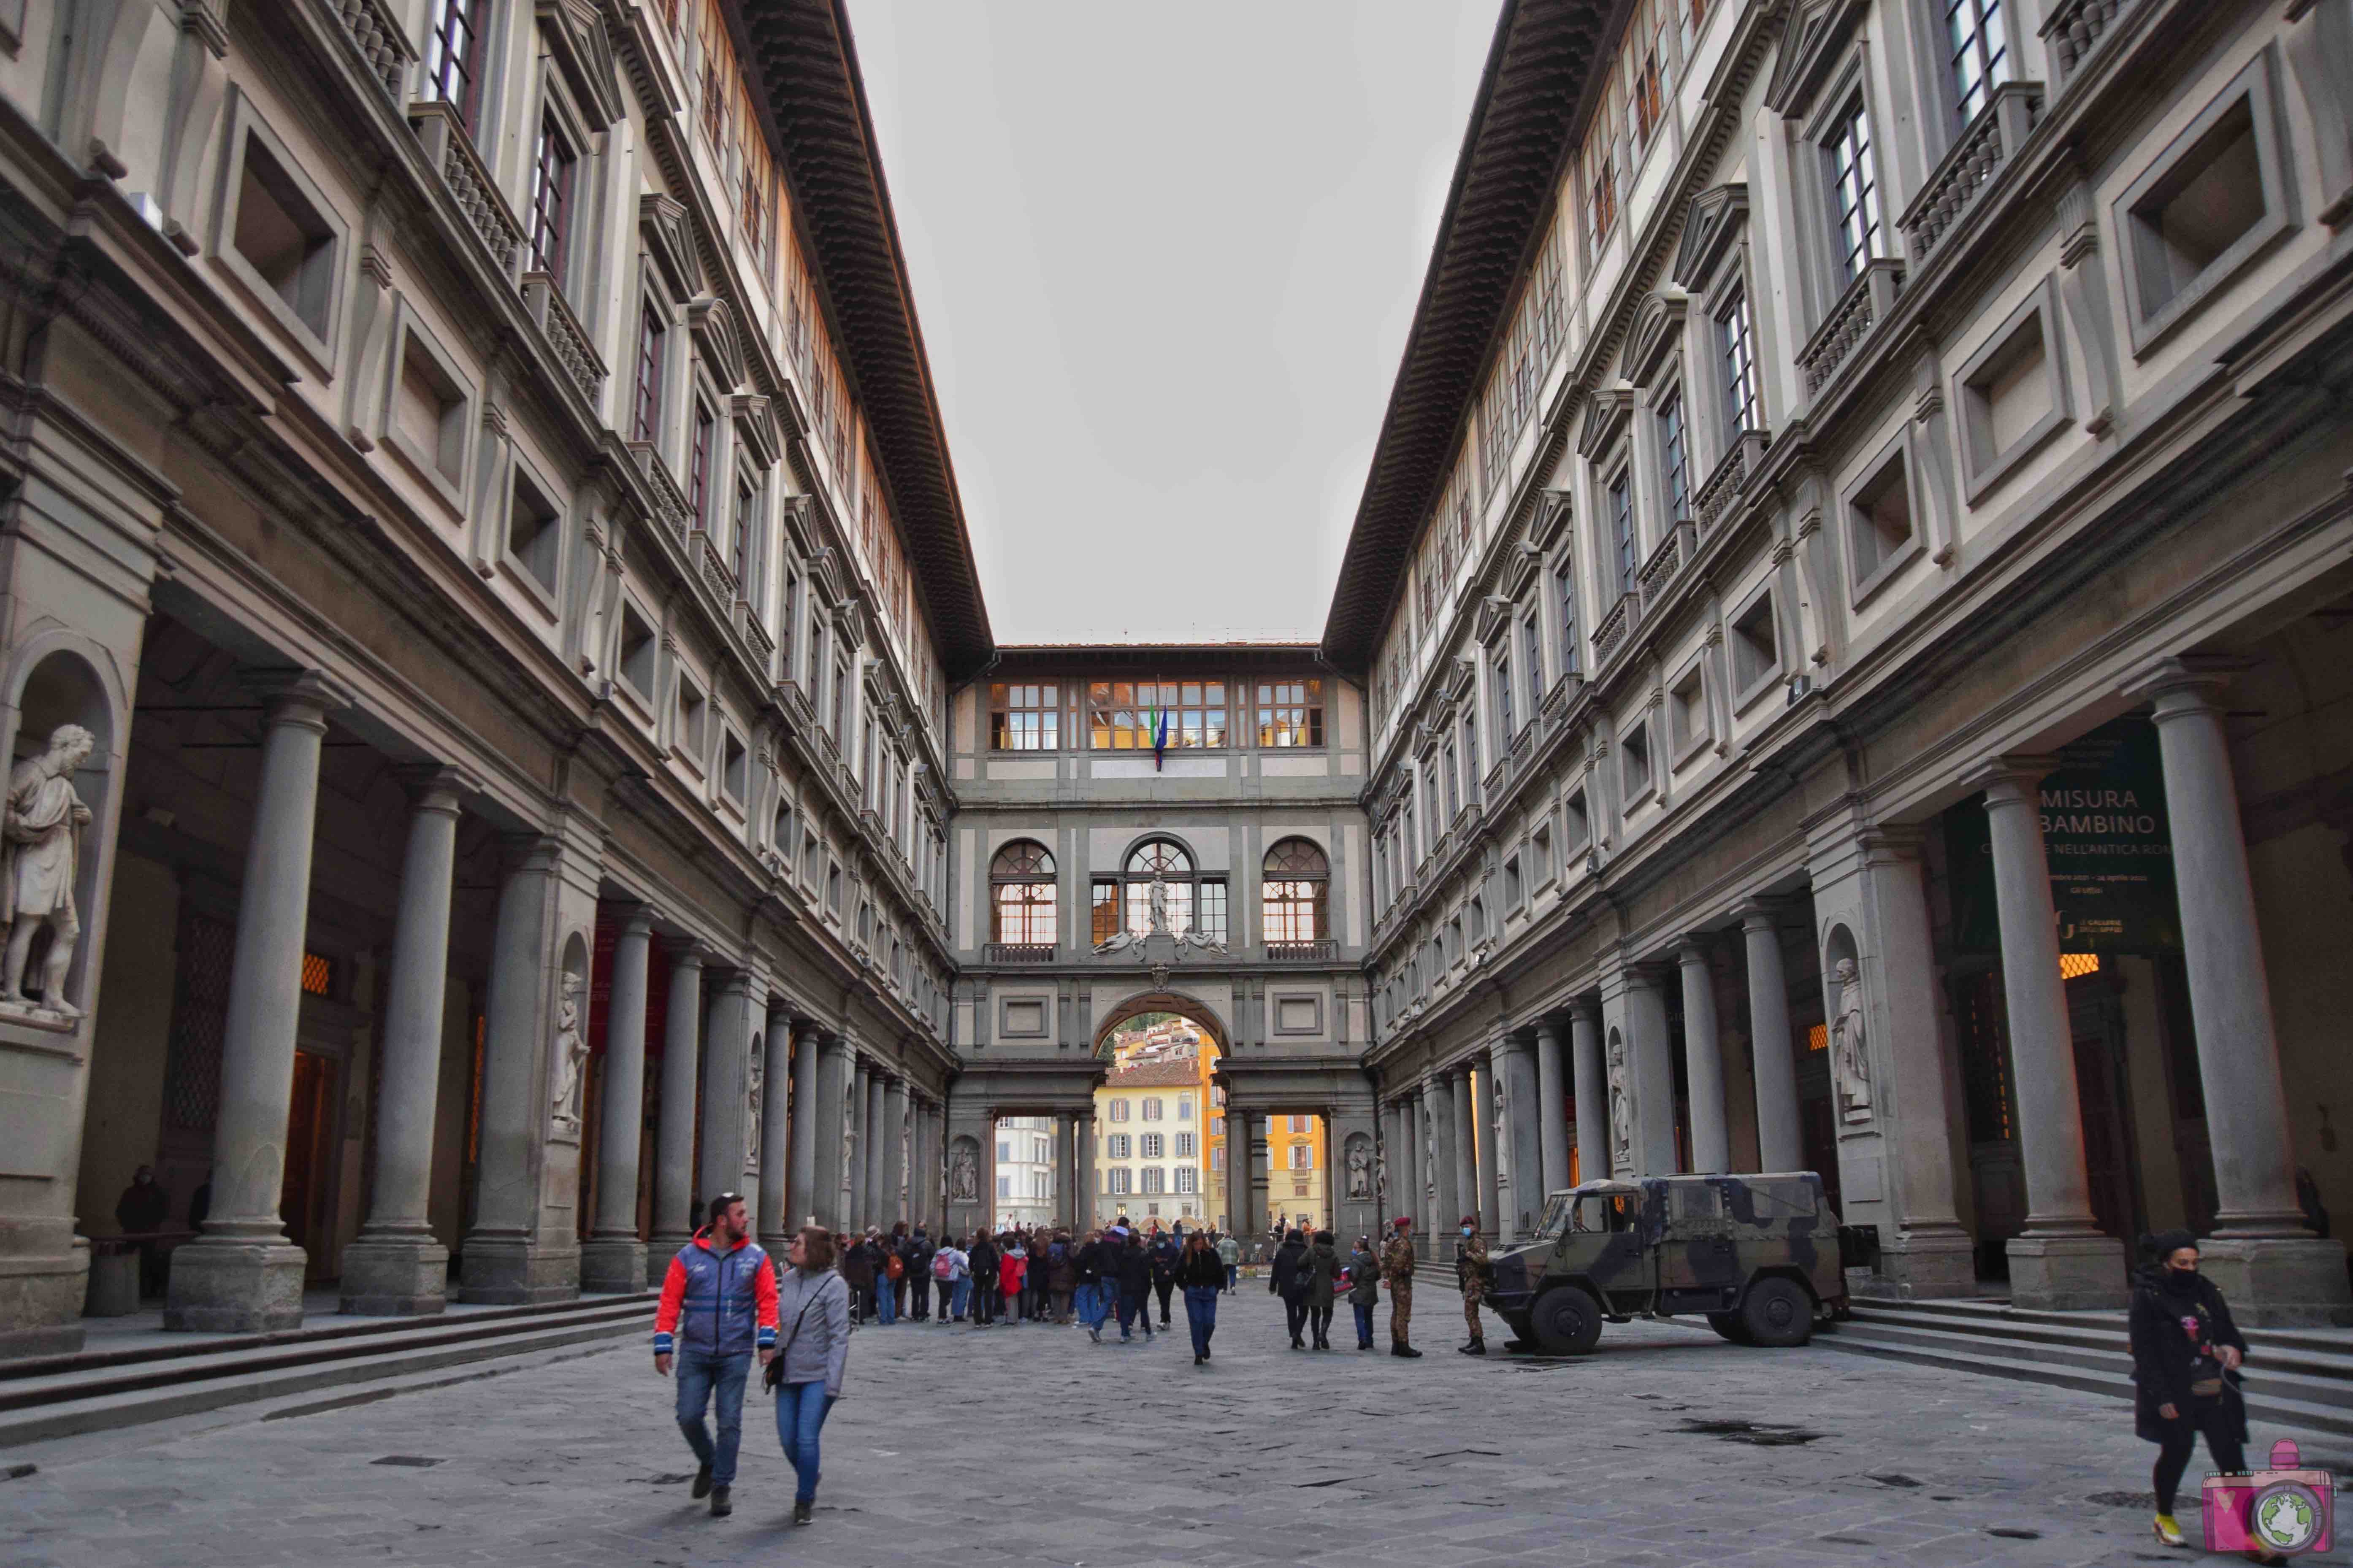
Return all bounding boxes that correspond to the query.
[1090,989,1230,1058]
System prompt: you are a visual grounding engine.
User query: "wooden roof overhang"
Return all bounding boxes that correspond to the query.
[732,0,994,679]
[1316,0,1628,680]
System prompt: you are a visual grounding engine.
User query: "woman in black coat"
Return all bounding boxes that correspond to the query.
[1268,1230,1311,1349]
[2128,1230,2250,1549]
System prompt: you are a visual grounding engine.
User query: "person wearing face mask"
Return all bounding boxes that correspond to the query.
[1454,1214,1491,1356]
[2129,1230,2252,1552]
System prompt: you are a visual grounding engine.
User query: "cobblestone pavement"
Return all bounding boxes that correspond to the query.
[4,1290,2342,1568]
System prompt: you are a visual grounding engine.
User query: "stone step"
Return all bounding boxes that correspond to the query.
[1846,1299,2353,1387]
[1864,1294,2353,1360]
[1820,1317,2353,1440]
[0,1297,649,1447]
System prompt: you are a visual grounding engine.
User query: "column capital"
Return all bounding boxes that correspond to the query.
[1676,939,1713,968]
[242,667,352,728]
[710,968,757,1000]
[668,941,711,973]
[393,764,479,815]
[612,903,658,938]
[1734,896,1787,929]
[494,830,564,877]
[1969,756,2062,806]
[1531,1015,1564,1042]
[2126,654,2256,712]
[1568,996,1601,1023]
[1857,824,1931,865]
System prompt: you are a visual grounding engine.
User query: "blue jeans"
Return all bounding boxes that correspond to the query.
[948,1277,970,1318]
[1117,1289,1150,1338]
[1183,1285,1219,1357]
[1225,1264,1238,1292]
[774,1379,835,1504]
[877,1284,897,1325]
[1352,1301,1375,1347]
[674,1349,751,1485]
[1080,1281,1112,1329]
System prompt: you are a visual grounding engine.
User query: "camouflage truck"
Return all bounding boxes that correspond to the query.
[1483,1172,1848,1354]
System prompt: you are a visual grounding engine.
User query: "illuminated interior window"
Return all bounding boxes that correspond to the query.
[1807,1023,1828,1053]
[2060,953,2101,981]
[300,952,333,996]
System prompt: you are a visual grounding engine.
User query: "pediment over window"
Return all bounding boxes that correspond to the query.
[536,0,624,130]
[688,296,748,390]
[1474,594,1514,647]
[1505,540,1545,601]
[1528,488,1572,552]
[1443,656,1477,706]
[782,495,819,558]
[731,393,779,468]
[1577,386,1638,460]
[1670,184,1750,293]
[639,193,702,300]
[1764,0,1870,118]
[1627,294,1690,387]
[805,544,846,608]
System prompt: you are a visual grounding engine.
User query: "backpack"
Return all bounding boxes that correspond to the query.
[932,1249,956,1281]
[885,1251,904,1281]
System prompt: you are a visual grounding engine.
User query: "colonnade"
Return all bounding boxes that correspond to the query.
[154,671,944,1334]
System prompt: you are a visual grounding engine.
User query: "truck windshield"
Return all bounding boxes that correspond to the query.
[1533,1195,1573,1241]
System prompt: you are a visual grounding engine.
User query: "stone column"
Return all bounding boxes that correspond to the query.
[811,1033,852,1233]
[167,673,341,1333]
[1620,966,1678,1175]
[1679,942,1730,1174]
[1470,1059,1500,1238]
[459,835,575,1305]
[885,1077,910,1227]
[1570,1001,1606,1187]
[1979,763,2125,1308]
[788,1022,822,1230]
[1401,1096,1423,1235]
[1249,1118,1272,1240]
[1534,1018,1572,1199]
[1382,1101,1405,1218]
[861,1070,889,1232]
[647,946,705,1278]
[1739,905,1803,1172]
[1076,1110,1097,1229]
[755,1007,793,1252]
[341,768,468,1315]
[698,972,758,1227]
[1427,1076,1460,1243]
[579,911,652,1293]
[2141,665,2351,1322]
[1499,1034,1543,1239]
[845,1055,868,1228]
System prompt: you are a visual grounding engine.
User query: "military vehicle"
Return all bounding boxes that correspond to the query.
[1482,1172,1848,1354]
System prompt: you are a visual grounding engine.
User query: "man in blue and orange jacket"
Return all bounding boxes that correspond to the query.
[654,1192,778,1517]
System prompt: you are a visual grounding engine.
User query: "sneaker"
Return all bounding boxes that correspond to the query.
[691,1464,712,1500]
[1392,1344,1422,1358]
[1194,1353,1205,1365]
[793,1499,814,1527]
[2152,1515,2185,1548]
[1460,1341,1486,1356]
[709,1485,731,1518]
[1087,1325,1101,1343]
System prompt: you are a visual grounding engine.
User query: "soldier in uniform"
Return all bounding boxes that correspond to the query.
[1379,1217,1422,1358]
[1454,1214,1489,1356]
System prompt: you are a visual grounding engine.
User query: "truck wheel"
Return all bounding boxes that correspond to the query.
[1529,1285,1604,1355]
[1740,1278,1812,1347]
[1706,1311,1753,1345]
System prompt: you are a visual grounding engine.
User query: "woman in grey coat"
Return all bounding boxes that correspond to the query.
[770,1227,852,1526]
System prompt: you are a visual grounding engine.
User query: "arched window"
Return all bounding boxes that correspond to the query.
[1092,837,1228,944]
[990,841,1056,950]
[1262,838,1329,952]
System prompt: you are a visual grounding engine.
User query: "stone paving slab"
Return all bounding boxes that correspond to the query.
[4,1290,2348,1567]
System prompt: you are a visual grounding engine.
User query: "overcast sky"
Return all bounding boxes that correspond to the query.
[845,3,1501,646]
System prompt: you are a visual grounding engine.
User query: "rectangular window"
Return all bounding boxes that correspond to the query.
[1142,1167,1165,1195]
[1110,1168,1132,1195]
[1088,680,1226,749]
[689,406,715,528]
[1175,1132,1195,1157]
[527,116,575,282]
[1091,880,1120,944]
[1288,1144,1313,1171]
[1255,679,1324,747]
[1175,1168,1198,1194]
[1523,611,1545,714]
[1659,390,1690,522]
[1495,653,1515,739]
[1196,880,1228,946]
[1718,290,1760,438]
[1178,1095,1192,1120]
[731,476,755,587]
[632,303,665,444]
[991,881,1056,947]
[990,682,1060,751]
[998,1174,1011,1199]
[1589,157,1618,246]
[1110,1102,1129,1125]
[1611,472,1637,595]
[1461,711,1480,797]
[1555,557,1581,677]
[1828,101,1885,283]
[1945,0,2011,127]
[831,657,850,739]
[1143,1099,1163,1123]
[1142,1133,1164,1158]
[1441,742,1459,823]
[421,0,486,132]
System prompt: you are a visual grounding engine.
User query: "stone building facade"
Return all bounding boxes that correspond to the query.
[1332,0,2353,1320]
[4,0,2350,1358]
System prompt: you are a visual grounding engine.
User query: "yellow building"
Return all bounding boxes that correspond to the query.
[1266,1115,1327,1237]
[1093,1019,1218,1231]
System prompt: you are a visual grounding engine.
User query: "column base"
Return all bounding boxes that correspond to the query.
[338,1233,450,1316]
[1856,1227,1980,1300]
[163,1236,307,1333]
[2197,1236,2353,1326]
[0,1237,90,1356]
[579,1237,648,1295]
[647,1231,695,1289]
[2006,1232,2127,1311]
[456,1235,579,1306]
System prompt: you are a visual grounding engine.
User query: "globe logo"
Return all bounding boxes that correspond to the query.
[2254,1484,2323,1552]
